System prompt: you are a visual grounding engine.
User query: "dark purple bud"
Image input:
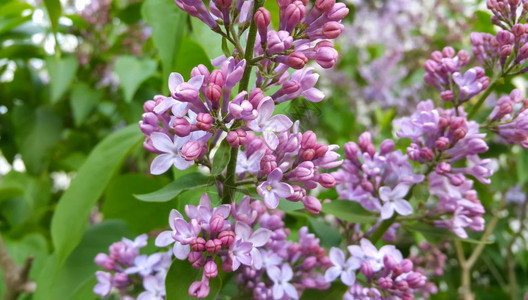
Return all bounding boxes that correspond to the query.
[453,127,467,141]
[218,231,235,247]
[182,141,202,161]
[301,131,317,149]
[302,196,321,214]
[204,261,218,278]
[143,100,157,112]
[191,237,206,252]
[318,173,336,188]
[419,147,434,161]
[188,252,205,268]
[209,214,225,233]
[315,0,335,12]
[215,0,231,9]
[287,52,308,69]
[497,30,514,45]
[189,280,210,298]
[435,137,450,151]
[322,22,343,39]
[173,117,191,137]
[379,277,393,289]
[301,148,315,161]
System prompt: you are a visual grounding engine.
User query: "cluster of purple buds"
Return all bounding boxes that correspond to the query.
[93,234,172,299]
[155,194,275,298]
[332,132,424,219]
[487,0,528,30]
[394,100,492,238]
[423,47,489,103]
[235,120,342,212]
[487,89,528,148]
[234,200,331,299]
[326,239,431,300]
[409,241,448,278]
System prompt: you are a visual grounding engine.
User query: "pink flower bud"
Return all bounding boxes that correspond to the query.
[380,139,395,154]
[215,0,231,9]
[205,239,222,253]
[174,83,199,101]
[284,1,306,27]
[188,252,205,268]
[453,127,467,141]
[218,231,235,247]
[442,46,455,58]
[226,129,248,147]
[360,260,373,278]
[173,117,191,137]
[458,50,470,65]
[501,44,513,58]
[435,137,450,150]
[406,272,425,288]
[182,141,202,161]
[447,173,465,186]
[318,173,336,188]
[401,259,413,273]
[358,132,372,152]
[301,148,315,161]
[191,64,210,83]
[189,280,210,298]
[255,7,271,43]
[395,280,409,291]
[326,3,348,21]
[295,161,315,181]
[419,147,434,161]
[209,214,225,233]
[260,154,277,174]
[196,113,213,131]
[497,30,514,45]
[287,52,308,69]
[378,277,393,289]
[440,90,454,102]
[301,130,317,149]
[344,142,358,161]
[209,70,225,86]
[302,256,317,270]
[204,260,218,278]
[435,162,451,175]
[302,196,321,214]
[191,237,206,252]
[383,254,398,271]
[206,84,222,109]
[112,273,129,288]
[143,100,157,112]
[313,144,328,158]
[315,45,338,68]
[287,185,306,201]
[322,21,343,38]
[282,80,300,94]
[315,0,335,12]
[423,60,438,73]
[249,88,265,108]
[267,30,293,54]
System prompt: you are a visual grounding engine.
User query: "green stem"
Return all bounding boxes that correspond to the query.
[467,81,496,120]
[368,215,397,244]
[221,0,263,205]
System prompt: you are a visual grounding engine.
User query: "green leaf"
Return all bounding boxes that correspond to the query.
[46,55,78,104]
[212,140,231,175]
[308,217,342,247]
[135,172,214,202]
[43,0,61,33]
[322,200,378,224]
[165,259,221,300]
[517,148,528,184]
[142,0,185,84]
[0,43,45,59]
[173,37,212,79]
[70,83,101,127]
[50,125,142,264]
[102,174,184,234]
[114,55,157,103]
[19,108,62,174]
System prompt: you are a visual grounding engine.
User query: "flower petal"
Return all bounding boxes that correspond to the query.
[393,199,413,216]
[151,132,176,153]
[380,202,394,220]
[151,154,176,175]
[155,231,174,247]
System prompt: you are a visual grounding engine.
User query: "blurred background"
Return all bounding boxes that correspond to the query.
[1,0,527,299]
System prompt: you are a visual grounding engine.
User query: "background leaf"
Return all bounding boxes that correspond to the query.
[70,83,102,127]
[322,200,378,224]
[135,172,214,202]
[212,140,231,175]
[114,55,157,103]
[47,55,79,104]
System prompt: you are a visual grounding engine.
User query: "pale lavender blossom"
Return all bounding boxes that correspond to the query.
[149,132,195,175]
[137,273,166,300]
[257,168,294,208]
[234,222,272,269]
[229,239,254,270]
[94,271,112,296]
[247,98,293,150]
[379,184,413,220]
[324,247,361,286]
[236,149,265,175]
[267,263,299,300]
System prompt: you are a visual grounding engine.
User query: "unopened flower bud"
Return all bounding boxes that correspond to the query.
[435,136,450,150]
[326,3,348,21]
[188,252,205,268]
[380,139,395,154]
[315,45,338,69]
[191,237,206,252]
[209,70,225,86]
[112,272,129,288]
[218,231,235,247]
[401,259,413,273]
[191,64,210,84]
[249,88,265,108]
[287,52,308,69]
[302,256,318,270]
[196,113,213,131]
[209,214,225,233]
[204,261,218,278]
[322,22,343,39]
[143,100,157,112]
[395,280,409,291]
[189,280,210,298]
[440,90,454,102]
[344,142,358,161]
[318,173,336,188]
[435,162,451,175]
[406,272,425,288]
[301,148,315,161]
[287,185,306,201]
[453,127,467,141]
[182,141,202,161]
[379,277,393,289]
[226,129,248,147]
[173,117,191,137]
[383,255,398,271]
[295,161,315,181]
[284,1,306,28]
[419,147,434,161]
[315,0,335,12]
[206,84,222,109]
[302,196,321,214]
[360,260,373,278]
[255,8,271,43]
[301,131,317,149]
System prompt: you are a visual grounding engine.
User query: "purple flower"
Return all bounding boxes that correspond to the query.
[138,273,166,300]
[149,132,195,175]
[324,247,361,286]
[94,271,112,296]
[267,263,299,300]
[452,68,483,100]
[231,196,258,224]
[229,239,254,270]
[247,98,293,150]
[169,72,204,102]
[257,168,294,208]
[274,68,325,103]
[347,238,401,272]
[125,254,162,276]
[155,210,192,260]
[186,193,231,231]
[379,184,413,220]
[235,221,272,269]
[236,149,265,175]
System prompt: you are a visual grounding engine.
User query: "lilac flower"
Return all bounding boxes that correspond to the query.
[125,254,162,276]
[149,132,195,174]
[235,222,272,269]
[347,238,401,272]
[231,196,258,224]
[155,209,183,247]
[506,184,526,205]
[452,68,484,100]
[247,98,293,150]
[94,271,112,296]
[379,184,413,220]
[186,193,231,231]
[236,149,265,175]
[273,68,325,103]
[229,239,254,270]
[324,247,361,286]
[267,263,299,300]
[257,168,294,208]
[153,95,189,117]
[138,274,166,300]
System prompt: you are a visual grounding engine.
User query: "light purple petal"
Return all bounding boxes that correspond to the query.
[172,156,194,170]
[268,115,293,132]
[302,88,325,102]
[281,264,293,281]
[378,186,391,202]
[272,283,284,300]
[235,222,252,240]
[173,242,190,260]
[274,182,294,198]
[324,266,342,282]
[268,168,283,182]
[392,184,410,198]
[251,248,263,270]
[347,245,363,258]
[168,72,184,93]
[380,202,394,220]
[154,97,177,114]
[329,247,345,266]
[340,269,356,286]
[188,75,204,89]
[283,282,299,299]
[267,265,281,282]
[393,199,413,216]
[257,98,275,123]
[264,191,279,208]
[249,228,272,247]
[345,257,361,270]
[263,130,279,150]
[155,231,174,247]
[151,154,176,175]
[151,132,176,153]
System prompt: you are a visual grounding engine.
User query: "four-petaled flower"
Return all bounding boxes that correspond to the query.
[149,132,195,175]
[247,98,293,150]
[257,168,294,208]
[379,184,413,220]
[324,247,361,286]
[267,263,299,300]
[236,149,266,175]
[234,222,272,269]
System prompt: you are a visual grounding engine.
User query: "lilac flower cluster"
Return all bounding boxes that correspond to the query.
[234,199,331,299]
[154,194,329,299]
[471,1,528,74]
[423,46,489,103]
[332,132,424,219]
[325,239,432,299]
[93,234,172,299]
[486,89,528,148]
[394,100,493,238]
